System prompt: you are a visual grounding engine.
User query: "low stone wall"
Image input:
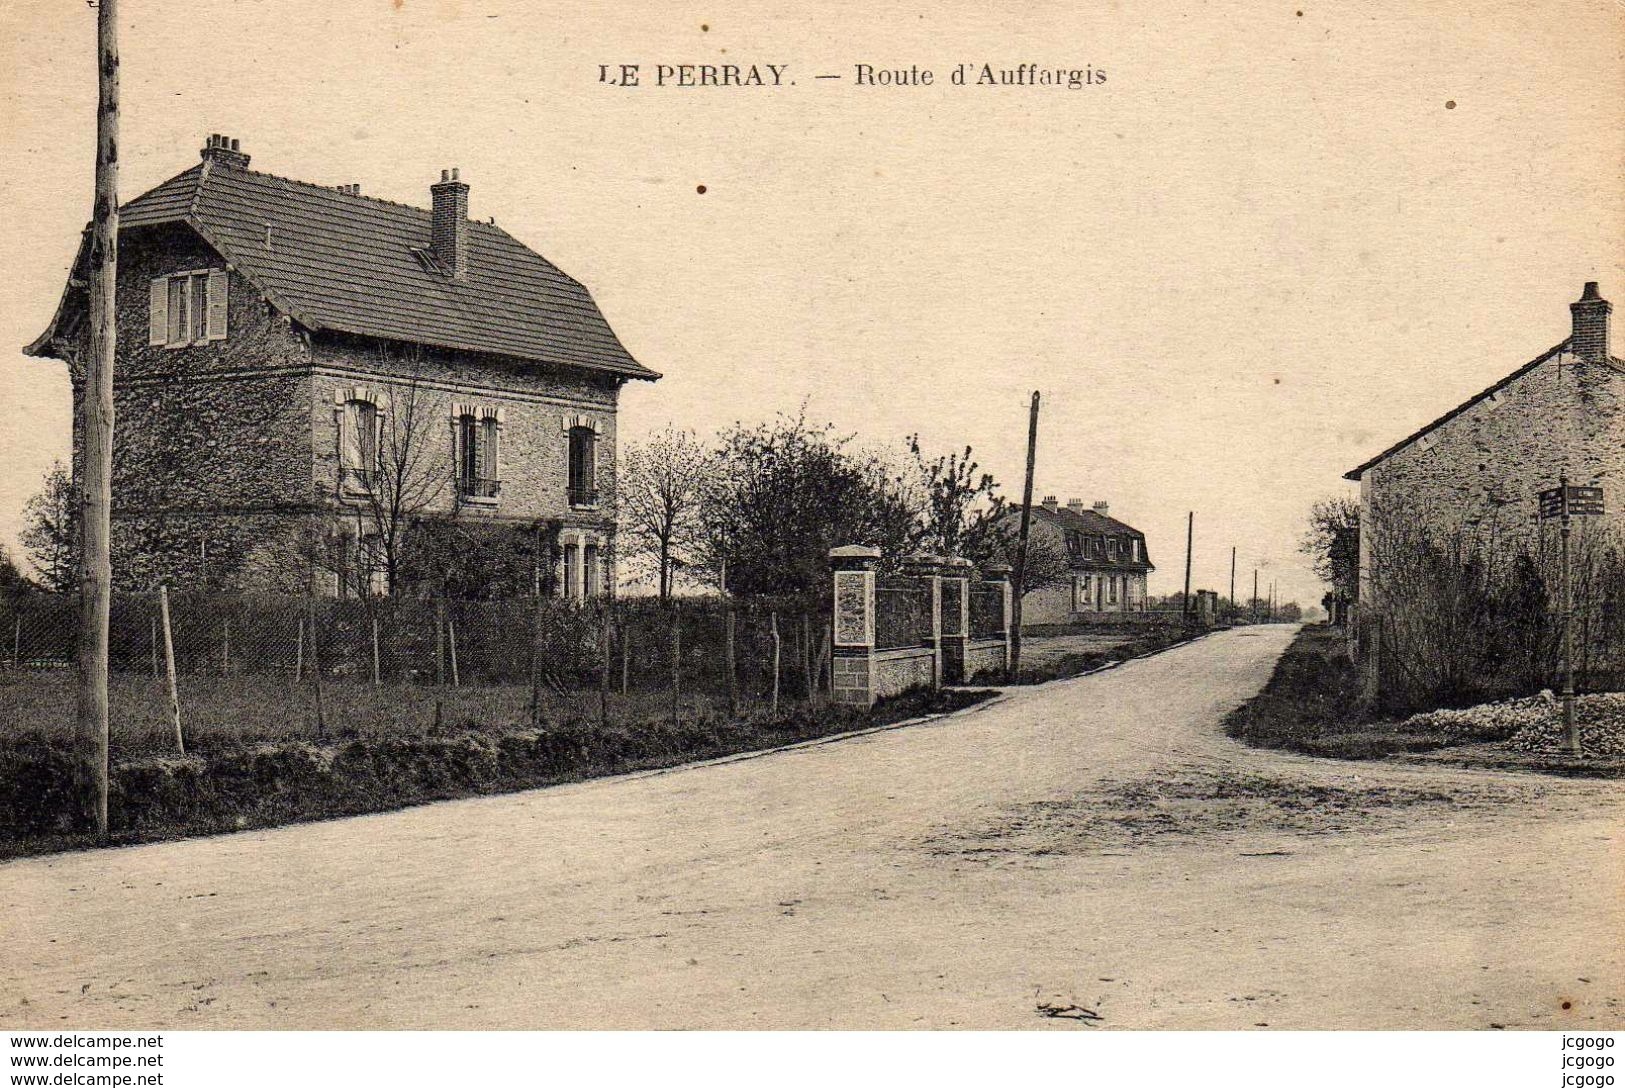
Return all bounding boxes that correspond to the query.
[875,645,936,700]
[964,638,1008,680]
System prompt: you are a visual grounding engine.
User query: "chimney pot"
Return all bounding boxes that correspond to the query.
[199,133,250,170]
[1040,496,1059,513]
[1093,500,1110,516]
[1571,281,1612,365]
[1066,498,1085,513]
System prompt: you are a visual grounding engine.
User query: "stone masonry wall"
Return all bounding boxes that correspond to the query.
[1360,350,1625,602]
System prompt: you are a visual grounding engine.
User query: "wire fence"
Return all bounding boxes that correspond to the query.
[0,591,833,755]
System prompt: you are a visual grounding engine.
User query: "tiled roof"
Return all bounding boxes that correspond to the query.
[32,159,658,381]
[1340,340,1625,481]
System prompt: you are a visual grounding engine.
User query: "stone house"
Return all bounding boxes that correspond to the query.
[26,135,659,597]
[1344,282,1620,613]
[1005,497,1155,624]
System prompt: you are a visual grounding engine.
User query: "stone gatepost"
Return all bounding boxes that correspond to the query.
[939,556,973,684]
[982,563,1014,672]
[900,553,946,690]
[830,545,881,706]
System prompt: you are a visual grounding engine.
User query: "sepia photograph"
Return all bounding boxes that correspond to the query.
[0,1,1619,1083]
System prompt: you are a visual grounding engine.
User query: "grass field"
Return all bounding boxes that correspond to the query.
[0,666,782,758]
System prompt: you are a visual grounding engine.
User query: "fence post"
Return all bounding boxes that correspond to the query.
[770,611,782,715]
[829,545,880,707]
[309,597,326,741]
[448,617,461,688]
[435,596,447,686]
[599,604,612,727]
[901,553,944,691]
[149,613,159,678]
[621,624,631,696]
[530,594,543,729]
[670,606,682,726]
[980,564,1014,675]
[371,612,382,687]
[10,609,20,669]
[802,611,815,708]
[725,608,739,716]
[158,585,185,755]
[294,612,304,683]
[939,557,972,685]
[221,617,231,676]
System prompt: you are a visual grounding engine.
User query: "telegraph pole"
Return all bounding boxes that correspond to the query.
[76,0,120,836]
[1253,569,1259,624]
[1560,473,1578,755]
[1181,512,1194,622]
[1229,546,1236,621]
[1010,391,1040,673]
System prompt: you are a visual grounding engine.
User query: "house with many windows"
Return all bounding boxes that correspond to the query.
[27,135,659,597]
[1004,496,1155,624]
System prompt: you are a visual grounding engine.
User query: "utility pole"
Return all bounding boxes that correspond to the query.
[1229,546,1236,621]
[1010,391,1040,673]
[1252,569,1259,623]
[1181,512,1194,622]
[76,0,120,837]
[1560,473,1578,755]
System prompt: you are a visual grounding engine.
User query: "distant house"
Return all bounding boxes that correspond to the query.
[1344,282,1620,613]
[1004,496,1155,624]
[26,135,660,597]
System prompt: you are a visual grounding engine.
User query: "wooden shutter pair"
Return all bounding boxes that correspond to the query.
[148,270,228,345]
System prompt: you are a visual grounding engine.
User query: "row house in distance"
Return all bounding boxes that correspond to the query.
[1007,496,1155,624]
[27,135,660,597]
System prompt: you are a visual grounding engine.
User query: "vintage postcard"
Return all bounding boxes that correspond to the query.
[0,0,1619,1083]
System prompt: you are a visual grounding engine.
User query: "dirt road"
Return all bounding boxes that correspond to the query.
[3,626,1620,1029]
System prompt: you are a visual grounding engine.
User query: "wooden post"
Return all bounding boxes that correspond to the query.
[621,625,631,696]
[448,619,461,688]
[1182,511,1194,622]
[1560,474,1580,756]
[221,617,231,675]
[1010,391,1040,674]
[529,594,542,729]
[435,596,446,686]
[308,597,326,740]
[770,612,782,715]
[1253,569,1259,624]
[802,612,814,708]
[670,608,681,726]
[294,613,304,681]
[1230,546,1236,621]
[76,0,120,835]
[599,607,611,727]
[725,608,738,715]
[149,614,158,678]
[371,613,381,687]
[158,586,183,756]
[15,612,24,669]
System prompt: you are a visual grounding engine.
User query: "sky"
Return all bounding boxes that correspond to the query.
[0,0,1620,607]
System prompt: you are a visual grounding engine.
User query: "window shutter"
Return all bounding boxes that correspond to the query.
[148,277,168,345]
[205,270,229,341]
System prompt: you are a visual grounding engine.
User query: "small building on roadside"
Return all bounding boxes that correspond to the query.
[1004,497,1155,625]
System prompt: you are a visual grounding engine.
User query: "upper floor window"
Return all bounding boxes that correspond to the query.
[563,414,601,508]
[336,388,387,494]
[149,269,228,348]
[453,403,502,502]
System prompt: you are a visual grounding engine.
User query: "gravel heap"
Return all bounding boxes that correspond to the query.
[1402,691,1557,743]
[1505,692,1625,757]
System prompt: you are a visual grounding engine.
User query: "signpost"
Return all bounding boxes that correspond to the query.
[1538,477,1605,756]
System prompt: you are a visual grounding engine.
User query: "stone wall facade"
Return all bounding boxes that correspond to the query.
[1356,347,1625,607]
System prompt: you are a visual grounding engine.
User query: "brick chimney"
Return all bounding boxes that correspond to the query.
[1571,282,1611,364]
[430,168,470,279]
[1066,498,1085,514]
[1040,496,1059,513]
[199,133,250,170]
[1093,500,1110,516]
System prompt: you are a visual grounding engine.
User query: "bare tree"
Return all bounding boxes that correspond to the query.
[1301,496,1360,601]
[620,427,708,599]
[340,350,452,595]
[20,463,80,593]
[906,434,1007,562]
